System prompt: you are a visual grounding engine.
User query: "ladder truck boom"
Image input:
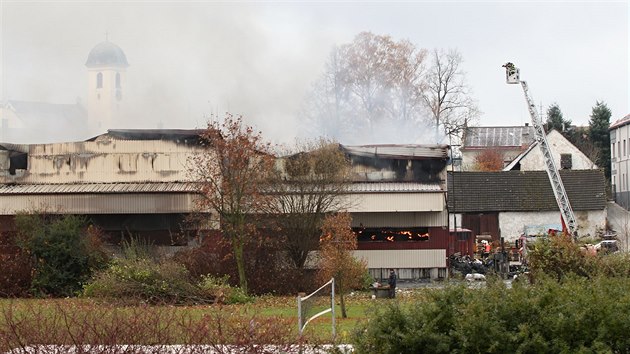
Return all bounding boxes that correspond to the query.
[502,63,578,238]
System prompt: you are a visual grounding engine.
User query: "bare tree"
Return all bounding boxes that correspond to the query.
[303,48,352,140]
[189,114,276,295]
[422,48,479,140]
[304,32,427,143]
[269,139,353,269]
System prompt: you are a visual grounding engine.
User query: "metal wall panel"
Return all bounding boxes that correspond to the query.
[345,192,445,212]
[4,140,207,185]
[0,193,197,215]
[351,211,448,227]
[353,249,446,268]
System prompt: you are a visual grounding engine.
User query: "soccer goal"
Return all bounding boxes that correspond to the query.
[297,277,335,337]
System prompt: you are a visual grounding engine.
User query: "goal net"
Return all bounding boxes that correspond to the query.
[297,278,335,337]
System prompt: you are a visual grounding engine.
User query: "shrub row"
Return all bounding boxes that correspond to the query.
[0,300,309,353]
[527,233,630,280]
[353,276,630,353]
[83,257,252,305]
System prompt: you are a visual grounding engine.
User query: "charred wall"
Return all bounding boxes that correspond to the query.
[348,155,447,183]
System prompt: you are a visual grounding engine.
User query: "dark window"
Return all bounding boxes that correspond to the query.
[560,154,572,169]
[115,73,121,88]
[96,72,103,88]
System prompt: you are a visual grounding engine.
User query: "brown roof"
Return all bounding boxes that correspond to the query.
[448,170,606,212]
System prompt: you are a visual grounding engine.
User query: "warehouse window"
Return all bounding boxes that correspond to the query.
[355,227,430,242]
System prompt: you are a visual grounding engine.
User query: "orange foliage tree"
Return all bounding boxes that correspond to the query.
[473,149,504,171]
[190,114,276,295]
[317,212,367,318]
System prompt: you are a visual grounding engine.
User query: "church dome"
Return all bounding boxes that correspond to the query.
[86,41,129,68]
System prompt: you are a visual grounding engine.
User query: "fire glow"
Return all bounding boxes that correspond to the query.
[354,228,430,242]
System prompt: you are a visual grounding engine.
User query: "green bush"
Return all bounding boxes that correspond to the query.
[527,234,595,280]
[353,276,630,353]
[593,252,630,277]
[15,214,109,297]
[83,258,213,304]
[198,274,253,304]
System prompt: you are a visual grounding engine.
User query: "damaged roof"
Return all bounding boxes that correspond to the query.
[88,129,207,143]
[0,182,197,195]
[447,170,606,212]
[349,182,442,193]
[341,144,449,160]
[463,126,535,149]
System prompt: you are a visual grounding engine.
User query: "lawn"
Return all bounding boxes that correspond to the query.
[0,288,431,352]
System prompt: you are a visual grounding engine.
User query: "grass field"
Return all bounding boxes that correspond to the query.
[0,288,432,352]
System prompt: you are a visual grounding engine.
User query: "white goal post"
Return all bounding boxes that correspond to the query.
[297,277,335,337]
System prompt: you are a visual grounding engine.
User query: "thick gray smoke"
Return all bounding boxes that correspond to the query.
[1,2,627,145]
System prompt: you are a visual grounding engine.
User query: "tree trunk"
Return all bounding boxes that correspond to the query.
[233,237,248,295]
[338,278,347,318]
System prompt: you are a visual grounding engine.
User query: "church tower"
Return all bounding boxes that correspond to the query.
[85,40,129,134]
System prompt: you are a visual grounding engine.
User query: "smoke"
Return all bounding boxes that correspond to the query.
[1,2,335,143]
[1,2,627,145]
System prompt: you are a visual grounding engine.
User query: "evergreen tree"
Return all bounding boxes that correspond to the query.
[545,103,572,133]
[589,101,612,181]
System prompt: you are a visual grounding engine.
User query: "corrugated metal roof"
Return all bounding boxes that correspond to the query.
[463,126,535,148]
[348,182,443,192]
[0,183,197,195]
[341,144,449,160]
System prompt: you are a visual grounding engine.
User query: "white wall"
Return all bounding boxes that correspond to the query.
[519,130,596,171]
[611,123,630,208]
[499,209,606,242]
[87,66,127,135]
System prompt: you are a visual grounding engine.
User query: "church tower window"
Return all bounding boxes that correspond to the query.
[115,73,121,88]
[96,72,103,88]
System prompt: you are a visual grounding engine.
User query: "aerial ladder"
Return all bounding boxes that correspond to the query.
[502,63,578,239]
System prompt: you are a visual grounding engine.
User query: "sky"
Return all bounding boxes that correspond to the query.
[1,0,628,145]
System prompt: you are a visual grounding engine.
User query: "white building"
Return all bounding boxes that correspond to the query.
[504,130,597,171]
[610,113,630,209]
[0,39,129,143]
[461,125,535,170]
[85,41,129,135]
[448,170,607,242]
[0,130,209,244]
